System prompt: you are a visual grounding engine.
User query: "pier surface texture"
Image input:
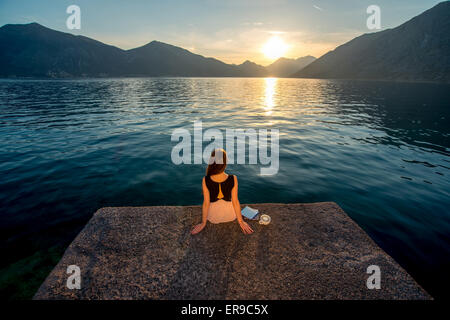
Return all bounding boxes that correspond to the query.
[34,202,430,299]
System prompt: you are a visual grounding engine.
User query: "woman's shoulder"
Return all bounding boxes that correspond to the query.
[204,173,236,183]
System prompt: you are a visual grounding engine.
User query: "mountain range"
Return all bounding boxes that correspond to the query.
[0,1,449,82]
[0,22,314,78]
[266,56,316,77]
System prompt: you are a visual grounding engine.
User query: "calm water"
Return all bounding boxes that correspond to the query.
[0,78,449,298]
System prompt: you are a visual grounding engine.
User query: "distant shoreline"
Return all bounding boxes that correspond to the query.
[1,76,449,85]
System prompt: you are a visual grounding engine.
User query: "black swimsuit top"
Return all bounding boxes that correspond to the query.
[205,175,235,202]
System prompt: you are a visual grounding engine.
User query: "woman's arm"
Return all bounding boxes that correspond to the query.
[201,177,210,224]
[232,176,254,234]
[191,177,210,235]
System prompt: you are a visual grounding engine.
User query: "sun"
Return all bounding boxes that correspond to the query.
[262,36,289,60]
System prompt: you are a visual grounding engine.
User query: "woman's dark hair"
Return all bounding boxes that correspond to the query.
[206,148,227,176]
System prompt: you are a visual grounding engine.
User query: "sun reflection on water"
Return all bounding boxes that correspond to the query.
[264,77,277,115]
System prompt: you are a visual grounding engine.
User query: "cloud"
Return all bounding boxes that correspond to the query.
[313,5,323,11]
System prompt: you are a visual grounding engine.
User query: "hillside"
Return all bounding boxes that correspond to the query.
[292,1,450,82]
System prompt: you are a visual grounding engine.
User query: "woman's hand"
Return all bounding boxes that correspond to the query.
[191,222,206,235]
[238,219,254,234]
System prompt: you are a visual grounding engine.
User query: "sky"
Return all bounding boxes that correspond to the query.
[0,0,444,65]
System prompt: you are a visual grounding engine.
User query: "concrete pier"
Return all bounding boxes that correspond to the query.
[34,202,430,299]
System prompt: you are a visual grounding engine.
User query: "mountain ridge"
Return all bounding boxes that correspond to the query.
[0,22,311,78]
[291,1,450,82]
[266,56,316,77]
[2,1,449,82]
